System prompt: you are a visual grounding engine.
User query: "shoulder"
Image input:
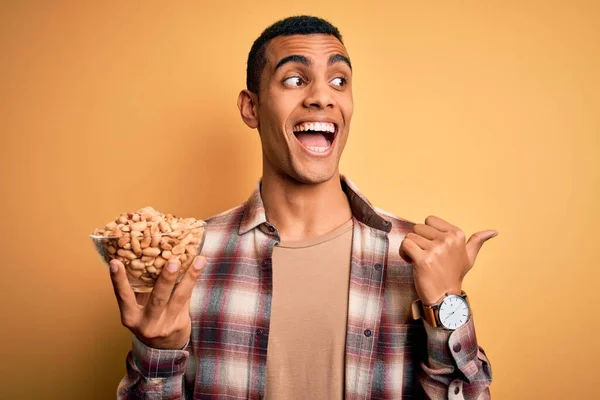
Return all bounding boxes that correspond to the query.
[204,203,246,227]
[200,203,246,258]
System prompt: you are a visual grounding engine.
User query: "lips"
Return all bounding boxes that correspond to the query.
[292,121,337,154]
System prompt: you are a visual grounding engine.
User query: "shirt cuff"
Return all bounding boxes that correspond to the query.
[423,317,481,381]
[131,335,190,378]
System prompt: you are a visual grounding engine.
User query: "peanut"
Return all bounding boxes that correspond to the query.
[130,230,143,238]
[142,247,161,257]
[159,220,170,233]
[117,249,137,260]
[162,250,172,260]
[130,221,147,231]
[131,236,142,255]
[130,259,145,270]
[140,236,152,248]
[150,236,161,248]
[180,233,192,245]
[172,244,185,255]
[154,257,167,268]
[146,265,157,274]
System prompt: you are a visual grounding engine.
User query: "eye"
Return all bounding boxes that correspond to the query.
[330,77,347,88]
[283,76,305,88]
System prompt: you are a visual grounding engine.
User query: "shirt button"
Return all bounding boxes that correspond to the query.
[256,329,264,336]
[266,224,276,233]
[454,386,460,395]
[262,259,272,268]
[381,220,390,228]
[364,329,372,337]
[453,343,462,353]
[374,263,382,271]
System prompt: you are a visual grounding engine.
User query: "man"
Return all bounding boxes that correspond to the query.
[110,15,494,399]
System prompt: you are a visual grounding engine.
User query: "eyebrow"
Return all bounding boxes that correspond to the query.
[274,53,352,72]
[274,55,311,71]
[328,54,352,70]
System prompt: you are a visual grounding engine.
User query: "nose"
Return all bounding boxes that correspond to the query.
[303,80,334,110]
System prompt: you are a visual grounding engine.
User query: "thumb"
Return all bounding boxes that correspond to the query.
[465,230,498,265]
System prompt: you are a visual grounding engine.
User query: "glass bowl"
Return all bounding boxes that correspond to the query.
[91,220,207,293]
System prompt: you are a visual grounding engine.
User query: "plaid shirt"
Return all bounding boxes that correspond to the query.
[117,176,492,399]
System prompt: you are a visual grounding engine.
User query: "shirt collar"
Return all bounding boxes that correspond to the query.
[239,175,392,235]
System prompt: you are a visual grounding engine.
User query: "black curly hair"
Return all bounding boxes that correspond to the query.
[246,16,344,95]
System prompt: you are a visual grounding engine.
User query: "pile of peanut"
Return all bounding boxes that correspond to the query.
[93,206,206,287]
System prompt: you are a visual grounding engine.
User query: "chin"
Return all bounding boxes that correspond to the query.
[289,163,338,185]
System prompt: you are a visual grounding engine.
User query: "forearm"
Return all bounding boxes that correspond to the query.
[418,318,492,399]
[117,336,191,400]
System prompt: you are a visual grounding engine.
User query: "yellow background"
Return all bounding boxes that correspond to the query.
[2,1,598,399]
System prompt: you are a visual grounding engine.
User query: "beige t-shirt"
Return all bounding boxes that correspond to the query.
[264,219,353,400]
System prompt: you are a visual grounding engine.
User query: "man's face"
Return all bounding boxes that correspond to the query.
[256,34,353,184]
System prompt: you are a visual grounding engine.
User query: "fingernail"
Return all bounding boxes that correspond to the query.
[166,260,179,273]
[193,256,203,270]
[109,260,119,273]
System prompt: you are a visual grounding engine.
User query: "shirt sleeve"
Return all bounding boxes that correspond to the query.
[116,336,191,400]
[418,317,492,399]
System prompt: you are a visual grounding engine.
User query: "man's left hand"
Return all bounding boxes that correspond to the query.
[399,216,497,306]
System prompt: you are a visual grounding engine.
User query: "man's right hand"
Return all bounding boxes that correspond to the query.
[109,256,206,350]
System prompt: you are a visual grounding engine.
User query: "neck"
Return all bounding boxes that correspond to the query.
[261,169,352,242]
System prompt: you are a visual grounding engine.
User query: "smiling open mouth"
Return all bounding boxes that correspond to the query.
[292,122,337,154]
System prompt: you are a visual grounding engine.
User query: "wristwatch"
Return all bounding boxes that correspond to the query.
[411,292,471,330]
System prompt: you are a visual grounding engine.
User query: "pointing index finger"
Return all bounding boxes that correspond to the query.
[424,215,456,232]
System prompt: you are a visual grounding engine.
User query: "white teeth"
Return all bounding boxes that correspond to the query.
[305,140,332,153]
[306,145,329,153]
[292,122,336,133]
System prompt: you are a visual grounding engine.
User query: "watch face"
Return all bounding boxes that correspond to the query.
[439,295,469,329]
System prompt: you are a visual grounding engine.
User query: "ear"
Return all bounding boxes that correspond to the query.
[237,89,259,129]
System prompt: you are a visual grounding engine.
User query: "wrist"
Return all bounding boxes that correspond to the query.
[420,286,462,306]
[136,327,190,350]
